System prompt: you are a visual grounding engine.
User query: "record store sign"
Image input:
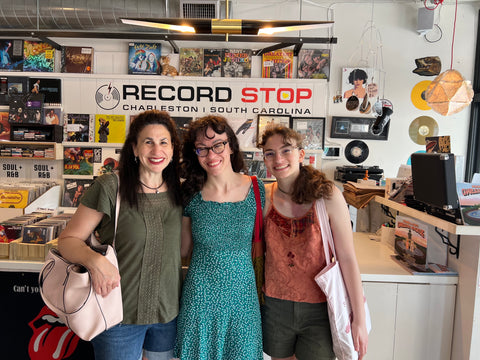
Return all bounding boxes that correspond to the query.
[0,160,26,179]
[94,79,323,117]
[31,161,58,180]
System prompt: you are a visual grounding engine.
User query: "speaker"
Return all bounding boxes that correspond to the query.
[417,8,434,35]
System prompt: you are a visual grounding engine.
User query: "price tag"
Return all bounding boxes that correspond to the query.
[0,160,26,179]
[31,161,57,180]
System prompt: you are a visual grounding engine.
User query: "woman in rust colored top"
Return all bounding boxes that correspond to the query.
[258,125,368,360]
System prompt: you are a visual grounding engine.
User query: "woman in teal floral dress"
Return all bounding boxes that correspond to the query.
[175,115,264,360]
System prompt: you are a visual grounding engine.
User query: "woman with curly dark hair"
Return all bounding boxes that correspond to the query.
[175,115,264,360]
[258,124,368,360]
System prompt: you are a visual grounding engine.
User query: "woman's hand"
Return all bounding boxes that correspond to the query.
[352,317,369,360]
[89,254,121,297]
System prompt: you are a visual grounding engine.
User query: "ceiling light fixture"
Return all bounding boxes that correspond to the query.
[121,0,332,36]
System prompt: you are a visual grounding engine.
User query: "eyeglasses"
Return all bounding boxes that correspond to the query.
[195,141,229,157]
[263,146,298,160]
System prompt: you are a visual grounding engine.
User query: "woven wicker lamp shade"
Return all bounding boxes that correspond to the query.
[425,69,474,116]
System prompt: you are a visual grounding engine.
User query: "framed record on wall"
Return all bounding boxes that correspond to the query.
[330,116,389,140]
[291,117,325,150]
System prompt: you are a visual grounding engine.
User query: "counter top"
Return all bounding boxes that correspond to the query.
[355,232,458,285]
[0,232,459,286]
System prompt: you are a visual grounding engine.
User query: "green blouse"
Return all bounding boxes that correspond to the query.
[81,173,182,325]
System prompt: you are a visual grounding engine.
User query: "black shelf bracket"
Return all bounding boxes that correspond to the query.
[435,227,460,258]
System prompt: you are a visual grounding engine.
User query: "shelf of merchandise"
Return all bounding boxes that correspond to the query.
[62,142,123,148]
[0,141,63,160]
[374,196,478,236]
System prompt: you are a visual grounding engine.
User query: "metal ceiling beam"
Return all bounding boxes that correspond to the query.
[1,30,336,55]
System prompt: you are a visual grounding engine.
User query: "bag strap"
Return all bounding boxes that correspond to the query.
[251,176,263,240]
[112,173,121,248]
[315,198,336,265]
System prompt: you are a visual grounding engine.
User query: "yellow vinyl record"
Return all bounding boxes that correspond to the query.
[411,80,432,110]
[409,116,439,145]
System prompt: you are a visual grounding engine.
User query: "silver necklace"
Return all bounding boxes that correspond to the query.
[139,179,165,193]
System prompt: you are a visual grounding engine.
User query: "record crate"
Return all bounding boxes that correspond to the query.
[9,238,58,262]
[0,242,9,259]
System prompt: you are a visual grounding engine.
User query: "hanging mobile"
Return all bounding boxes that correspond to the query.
[346,92,359,111]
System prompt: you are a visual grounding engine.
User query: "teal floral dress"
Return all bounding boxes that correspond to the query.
[175,181,264,360]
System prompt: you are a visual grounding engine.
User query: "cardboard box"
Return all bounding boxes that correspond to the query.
[9,238,57,261]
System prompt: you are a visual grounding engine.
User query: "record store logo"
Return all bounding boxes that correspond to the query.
[95,83,121,110]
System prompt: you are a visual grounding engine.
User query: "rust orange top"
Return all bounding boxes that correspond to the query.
[264,191,327,303]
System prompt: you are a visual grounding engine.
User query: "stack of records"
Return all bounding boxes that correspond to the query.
[342,181,385,209]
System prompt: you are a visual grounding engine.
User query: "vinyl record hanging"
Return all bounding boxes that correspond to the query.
[345,140,369,164]
[411,81,432,110]
[408,116,439,145]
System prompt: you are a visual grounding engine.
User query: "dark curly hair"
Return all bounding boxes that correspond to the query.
[118,110,181,208]
[180,115,245,206]
[257,124,333,204]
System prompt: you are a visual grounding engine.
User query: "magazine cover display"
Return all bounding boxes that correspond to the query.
[62,179,94,207]
[222,49,252,78]
[128,42,162,75]
[394,215,428,271]
[203,49,223,77]
[160,54,179,76]
[0,111,10,140]
[64,113,94,142]
[262,50,294,79]
[0,39,24,71]
[63,147,94,175]
[23,41,55,72]
[297,49,330,80]
[62,46,93,73]
[179,48,204,76]
[93,147,121,176]
[95,114,126,143]
[456,182,480,226]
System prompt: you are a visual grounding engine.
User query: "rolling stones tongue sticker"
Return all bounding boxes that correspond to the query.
[28,306,80,360]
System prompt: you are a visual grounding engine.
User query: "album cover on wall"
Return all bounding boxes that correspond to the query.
[160,53,179,76]
[8,93,44,124]
[64,113,94,142]
[63,147,94,175]
[62,178,94,207]
[0,111,10,140]
[229,117,257,149]
[93,147,121,177]
[28,78,62,105]
[297,49,330,80]
[94,114,126,143]
[0,39,24,71]
[128,42,162,75]
[262,50,294,79]
[43,107,62,125]
[62,46,93,73]
[222,49,252,78]
[23,41,55,72]
[342,67,374,100]
[203,49,223,77]
[179,48,204,76]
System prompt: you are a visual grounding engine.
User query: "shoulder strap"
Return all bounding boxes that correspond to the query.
[315,198,336,264]
[251,176,263,240]
[113,173,121,248]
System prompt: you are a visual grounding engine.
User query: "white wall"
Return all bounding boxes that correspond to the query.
[29,1,480,182]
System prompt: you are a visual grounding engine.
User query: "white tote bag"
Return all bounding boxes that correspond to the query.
[314,198,371,360]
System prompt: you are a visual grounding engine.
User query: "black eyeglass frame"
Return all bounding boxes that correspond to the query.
[194,141,229,157]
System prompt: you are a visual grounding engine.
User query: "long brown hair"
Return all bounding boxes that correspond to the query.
[118,110,181,208]
[258,124,333,204]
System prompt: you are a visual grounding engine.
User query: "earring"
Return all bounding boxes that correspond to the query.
[135,156,138,164]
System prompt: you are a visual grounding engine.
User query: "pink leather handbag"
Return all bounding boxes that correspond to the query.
[39,177,123,341]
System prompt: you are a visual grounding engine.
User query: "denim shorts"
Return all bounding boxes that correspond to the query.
[262,296,335,360]
[91,318,177,360]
